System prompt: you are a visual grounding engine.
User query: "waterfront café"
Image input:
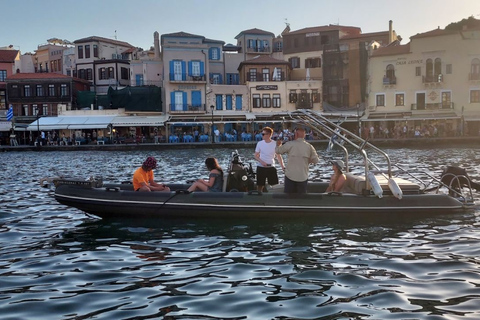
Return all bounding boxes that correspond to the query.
[25,115,168,145]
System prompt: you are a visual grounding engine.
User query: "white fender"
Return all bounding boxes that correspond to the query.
[388,178,403,200]
[367,172,383,198]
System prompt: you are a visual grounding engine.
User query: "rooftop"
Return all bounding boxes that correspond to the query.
[73,36,133,48]
[0,50,19,63]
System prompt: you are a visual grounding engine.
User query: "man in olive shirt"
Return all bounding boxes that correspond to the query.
[275,127,319,193]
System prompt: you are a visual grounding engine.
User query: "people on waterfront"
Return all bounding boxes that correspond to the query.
[187,157,224,192]
[326,160,347,192]
[132,156,170,192]
[275,127,319,194]
[254,126,285,192]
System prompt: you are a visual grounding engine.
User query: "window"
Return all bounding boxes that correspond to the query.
[0,70,7,81]
[471,89,480,103]
[48,84,55,96]
[121,67,129,80]
[289,90,297,103]
[211,74,221,84]
[87,68,93,80]
[85,45,91,59]
[395,93,404,106]
[252,94,261,108]
[289,57,300,69]
[415,66,421,76]
[93,45,98,57]
[305,58,321,68]
[42,104,48,116]
[321,35,329,45]
[10,85,19,98]
[209,47,219,60]
[385,64,396,84]
[272,68,282,81]
[36,85,44,97]
[262,68,270,82]
[446,64,452,74]
[172,60,183,81]
[262,94,271,108]
[426,58,433,80]
[273,94,281,108]
[78,69,86,79]
[191,61,201,76]
[312,89,320,103]
[275,41,282,52]
[99,67,106,80]
[376,94,385,107]
[61,84,69,97]
[107,67,114,79]
[249,69,257,82]
[471,59,480,80]
[434,58,442,77]
[226,73,239,85]
[441,91,451,108]
[78,45,83,59]
[226,95,233,110]
[24,85,31,97]
[32,104,38,116]
[135,74,144,86]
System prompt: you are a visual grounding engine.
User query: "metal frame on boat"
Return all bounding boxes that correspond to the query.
[53,110,476,219]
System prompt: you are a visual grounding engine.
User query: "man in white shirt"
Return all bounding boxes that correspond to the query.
[254,127,285,192]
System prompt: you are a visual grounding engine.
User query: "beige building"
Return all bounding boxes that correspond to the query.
[367,22,480,136]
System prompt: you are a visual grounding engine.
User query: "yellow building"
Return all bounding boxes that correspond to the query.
[367,22,480,137]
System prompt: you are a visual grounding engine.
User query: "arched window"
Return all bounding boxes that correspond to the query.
[471,58,480,80]
[384,64,395,84]
[434,58,442,77]
[426,59,433,80]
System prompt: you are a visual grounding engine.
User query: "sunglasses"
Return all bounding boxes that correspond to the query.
[262,132,269,136]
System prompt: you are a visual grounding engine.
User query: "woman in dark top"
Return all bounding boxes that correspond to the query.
[187,157,224,192]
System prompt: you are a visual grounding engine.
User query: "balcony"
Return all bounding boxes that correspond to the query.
[169,104,206,113]
[247,72,285,82]
[169,74,207,83]
[469,73,480,81]
[411,102,454,110]
[383,76,396,86]
[422,74,443,84]
[246,47,270,53]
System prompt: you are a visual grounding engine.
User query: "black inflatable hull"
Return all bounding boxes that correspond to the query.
[54,184,469,219]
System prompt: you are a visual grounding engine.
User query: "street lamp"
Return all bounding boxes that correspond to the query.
[210,105,215,143]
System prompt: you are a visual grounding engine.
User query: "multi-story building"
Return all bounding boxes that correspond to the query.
[129,32,162,88]
[33,39,71,74]
[73,36,134,95]
[234,28,276,61]
[366,20,480,136]
[6,73,90,131]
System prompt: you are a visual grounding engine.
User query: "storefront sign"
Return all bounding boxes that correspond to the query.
[256,85,278,90]
[395,59,423,66]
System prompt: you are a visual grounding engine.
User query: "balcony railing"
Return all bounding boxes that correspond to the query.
[169,104,206,112]
[469,73,480,80]
[169,74,207,82]
[246,47,270,53]
[422,74,443,83]
[247,72,285,82]
[383,76,396,85]
[411,102,454,110]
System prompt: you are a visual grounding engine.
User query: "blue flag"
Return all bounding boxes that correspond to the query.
[6,105,13,121]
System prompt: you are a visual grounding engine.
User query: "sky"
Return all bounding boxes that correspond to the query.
[3,0,480,53]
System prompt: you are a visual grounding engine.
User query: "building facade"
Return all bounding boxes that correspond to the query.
[367,23,480,137]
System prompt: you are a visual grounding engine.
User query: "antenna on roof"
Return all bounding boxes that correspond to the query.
[284,18,290,28]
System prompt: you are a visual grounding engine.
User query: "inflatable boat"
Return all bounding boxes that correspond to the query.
[53,110,476,219]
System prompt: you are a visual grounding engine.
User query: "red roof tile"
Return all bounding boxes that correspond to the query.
[286,25,361,36]
[371,43,411,57]
[6,73,73,80]
[0,50,19,63]
[410,28,456,39]
[235,28,275,39]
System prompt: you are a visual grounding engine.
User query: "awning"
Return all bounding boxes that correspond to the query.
[245,113,256,120]
[408,112,459,121]
[111,116,168,127]
[362,112,411,122]
[27,116,116,131]
[0,121,12,131]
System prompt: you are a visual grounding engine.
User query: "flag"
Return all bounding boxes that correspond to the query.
[6,105,13,121]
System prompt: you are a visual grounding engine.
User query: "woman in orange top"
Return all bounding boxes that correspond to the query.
[132,156,170,192]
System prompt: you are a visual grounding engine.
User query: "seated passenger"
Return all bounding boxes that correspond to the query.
[326,160,347,192]
[188,157,224,192]
[133,156,171,192]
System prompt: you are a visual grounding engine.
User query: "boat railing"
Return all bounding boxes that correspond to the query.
[392,165,475,204]
[287,109,392,189]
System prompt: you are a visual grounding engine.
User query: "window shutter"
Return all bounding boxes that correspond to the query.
[188,61,193,77]
[170,92,175,111]
[169,61,175,81]
[218,74,223,84]
[216,95,222,110]
[200,62,205,76]
[208,48,213,60]
[182,92,187,111]
[216,48,220,60]
[181,61,186,80]
[235,95,242,110]
[226,95,232,110]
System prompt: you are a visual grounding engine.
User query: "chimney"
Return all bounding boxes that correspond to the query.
[154,31,160,59]
[389,20,393,44]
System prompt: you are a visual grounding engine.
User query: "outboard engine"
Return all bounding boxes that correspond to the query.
[226,151,255,192]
